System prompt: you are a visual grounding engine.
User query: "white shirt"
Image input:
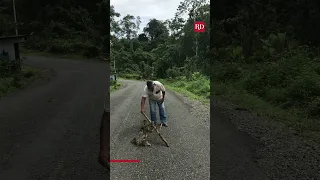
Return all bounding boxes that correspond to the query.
[142,81,166,101]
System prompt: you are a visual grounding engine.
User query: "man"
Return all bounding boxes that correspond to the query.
[141,80,168,127]
[98,91,110,170]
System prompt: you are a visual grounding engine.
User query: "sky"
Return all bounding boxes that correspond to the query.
[110,0,187,34]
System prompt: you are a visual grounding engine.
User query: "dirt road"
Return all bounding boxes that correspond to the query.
[0,56,268,180]
[110,79,267,180]
[0,56,108,180]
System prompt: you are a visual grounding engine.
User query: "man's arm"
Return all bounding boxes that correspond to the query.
[99,110,110,170]
[141,97,146,113]
[100,110,110,154]
[99,93,110,170]
[160,84,166,102]
[141,86,148,113]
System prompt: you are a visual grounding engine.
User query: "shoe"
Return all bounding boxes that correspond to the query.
[143,141,151,146]
[162,123,168,127]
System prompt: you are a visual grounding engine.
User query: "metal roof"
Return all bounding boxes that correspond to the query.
[0,34,28,40]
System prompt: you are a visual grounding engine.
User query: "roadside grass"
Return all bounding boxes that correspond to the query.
[110,80,122,92]
[212,79,320,136]
[20,47,84,60]
[119,72,210,104]
[20,46,105,62]
[0,66,45,99]
[119,73,142,80]
[119,69,320,136]
[160,75,210,104]
[211,48,320,134]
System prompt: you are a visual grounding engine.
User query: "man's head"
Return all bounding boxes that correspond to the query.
[146,81,154,91]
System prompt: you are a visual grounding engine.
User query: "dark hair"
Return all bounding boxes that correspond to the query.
[146,81,153,88]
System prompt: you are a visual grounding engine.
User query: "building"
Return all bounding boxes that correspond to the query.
[110,73,117,81]
[0,35,28,61]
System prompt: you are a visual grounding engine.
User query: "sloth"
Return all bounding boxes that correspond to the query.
[131,120,162,146]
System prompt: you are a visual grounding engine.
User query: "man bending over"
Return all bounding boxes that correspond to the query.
[141,80,168,127]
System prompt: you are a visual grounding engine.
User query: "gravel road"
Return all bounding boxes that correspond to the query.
[0,56,108,180]
[0,56,272,180]
[110,79,268,180]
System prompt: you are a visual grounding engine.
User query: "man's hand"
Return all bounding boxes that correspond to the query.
[98,152,110,170]
[141,109,145,114]
[141,97,146,114]
[161,91,165,104]
[160,97,164,104]
[99,110,110,170]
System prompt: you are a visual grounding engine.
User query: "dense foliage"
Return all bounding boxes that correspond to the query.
[2,0,317,124]
[211,0,320,122]
[110,0,210,80]
[0,0,108,58]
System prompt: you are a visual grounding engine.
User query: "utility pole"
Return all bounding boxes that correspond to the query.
[13,0,18,35]
[12,0,21,72]
[113,56,116,73]
[113,56,117,80]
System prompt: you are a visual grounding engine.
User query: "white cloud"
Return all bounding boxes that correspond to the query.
[110,0,186,34]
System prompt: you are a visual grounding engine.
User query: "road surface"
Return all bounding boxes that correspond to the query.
[110,79,210,180]
[0,56,269,180]
[0,56,108,180]
[111,79,269,180]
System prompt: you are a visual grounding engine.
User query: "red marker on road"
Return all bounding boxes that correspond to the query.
[110,159,140,163]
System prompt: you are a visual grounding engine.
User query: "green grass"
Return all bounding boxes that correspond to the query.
[212,80,320,134]
[110,80,122,92]
[20,46,104,61]
[0,66,44,99]
[20,47,84,60]
[211,48,320,134]
[160,76,210,104]
[119,69,320,135]
[118,72,210,103]
[119,73,142,80]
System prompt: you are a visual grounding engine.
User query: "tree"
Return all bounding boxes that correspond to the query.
[143,19,169,41]
[120,15,138,39]
[109,0,210,79]
[138,33,148,42]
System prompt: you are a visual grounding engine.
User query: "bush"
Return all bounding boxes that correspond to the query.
[0,61,20,77]
[110,80,117,86]
[23,69,35,78]
[264,88,285,103]
[170,72,210,98]
[0,77,15,95]
[25,36,101,58]
[120,73,141,80]
[83,44,100,58]
[166,67,183,78]
[307,97,320,117]
[286,72,320,104]
[214,47,320,118]
[212,63,243,82]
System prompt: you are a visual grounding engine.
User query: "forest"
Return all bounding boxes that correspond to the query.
[109,0,210,98]
[0,0,108,97]
[0,0,319,178]
[1,0,319,130]
[0,0,108,58]
[110,0,320,131]
[211,0,320,132]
